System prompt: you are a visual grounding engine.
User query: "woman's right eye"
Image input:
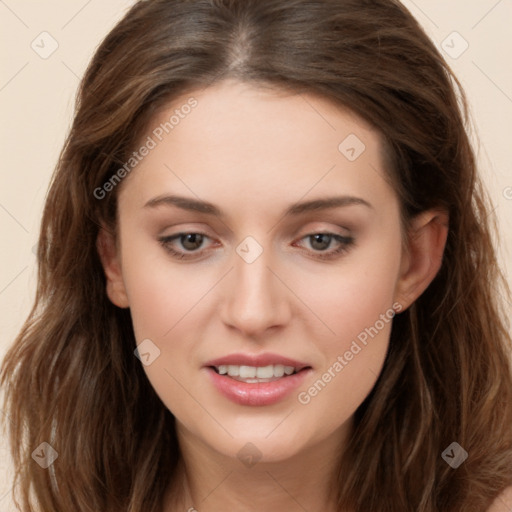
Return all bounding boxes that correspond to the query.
[158,232,214,260]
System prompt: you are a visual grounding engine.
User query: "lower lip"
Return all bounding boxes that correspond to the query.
[205,367,312,406]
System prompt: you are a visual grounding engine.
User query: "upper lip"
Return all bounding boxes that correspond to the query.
[204,352,311,371]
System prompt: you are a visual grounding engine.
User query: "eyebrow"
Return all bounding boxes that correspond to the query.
[143,194,373,217]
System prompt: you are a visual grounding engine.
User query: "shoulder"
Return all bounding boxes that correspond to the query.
[487,486,512,512]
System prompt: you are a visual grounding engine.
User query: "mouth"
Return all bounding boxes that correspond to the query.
[203,353,313,406]
[209,364,309,383]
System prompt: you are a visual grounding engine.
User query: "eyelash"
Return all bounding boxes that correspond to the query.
[157,231,355,261]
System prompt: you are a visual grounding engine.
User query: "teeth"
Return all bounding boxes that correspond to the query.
[274,364,285,377]
[256,365,274,379]
[214,364,298,378]
[284,366,295,375]
[239,365,256,378]
[227,365,239,376]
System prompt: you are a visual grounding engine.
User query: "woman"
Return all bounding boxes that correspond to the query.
[1,0,511,510]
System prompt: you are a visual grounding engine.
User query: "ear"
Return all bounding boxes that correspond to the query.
[394,209,449,311]
[96,225,130,308]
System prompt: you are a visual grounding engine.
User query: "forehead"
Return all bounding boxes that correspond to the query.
[118,79,396,217]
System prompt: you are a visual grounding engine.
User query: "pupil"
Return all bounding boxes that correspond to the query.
[182,233,203,250]
[311,234,330,250]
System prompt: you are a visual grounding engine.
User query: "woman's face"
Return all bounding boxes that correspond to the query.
[103,79,411,463]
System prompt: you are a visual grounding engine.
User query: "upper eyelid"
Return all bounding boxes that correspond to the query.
[155,214,355,239]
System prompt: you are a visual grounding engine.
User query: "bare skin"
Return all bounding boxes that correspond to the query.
[97,79,450,511]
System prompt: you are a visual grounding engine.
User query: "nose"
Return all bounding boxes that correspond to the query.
[219,243,292,338]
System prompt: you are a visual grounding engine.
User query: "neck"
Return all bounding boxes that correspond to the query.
[164,420,353,512]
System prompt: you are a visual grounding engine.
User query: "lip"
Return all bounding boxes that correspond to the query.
[203,352,313,406]
[203,352,311,371]
[205,366,312,406]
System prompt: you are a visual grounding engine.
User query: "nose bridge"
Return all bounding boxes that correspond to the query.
[220,236,290,335]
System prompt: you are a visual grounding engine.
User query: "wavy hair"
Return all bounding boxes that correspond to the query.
[1,0,511,510]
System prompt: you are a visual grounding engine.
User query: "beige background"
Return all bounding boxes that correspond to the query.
[0,0,511,509]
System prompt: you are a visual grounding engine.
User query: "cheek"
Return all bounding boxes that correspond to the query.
[121,247,209,342]
[299,241,401,352]
[290,240,400,429]
[293,289,395,442]
[120,250,210,419]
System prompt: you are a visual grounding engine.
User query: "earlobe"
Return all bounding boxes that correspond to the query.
[394,209,449,311]
[96,226,130,308]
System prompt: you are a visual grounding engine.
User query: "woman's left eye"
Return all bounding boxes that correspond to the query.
[292,233,355,260]
[158,231,355,261]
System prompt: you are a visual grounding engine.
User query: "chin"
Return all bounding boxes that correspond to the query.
[196,422,313,464]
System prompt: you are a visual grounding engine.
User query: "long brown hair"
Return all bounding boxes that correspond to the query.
[1,0,511,510]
